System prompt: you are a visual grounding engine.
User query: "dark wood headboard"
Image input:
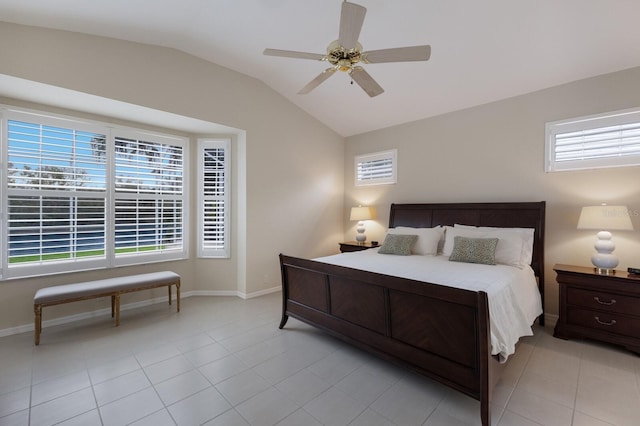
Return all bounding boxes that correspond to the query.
[389,202,546,321]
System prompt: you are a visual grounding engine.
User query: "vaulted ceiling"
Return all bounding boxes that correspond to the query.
[1,0,640,136]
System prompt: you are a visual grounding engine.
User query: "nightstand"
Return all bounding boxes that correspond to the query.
[553,264,640,354]
[339,241,378,253]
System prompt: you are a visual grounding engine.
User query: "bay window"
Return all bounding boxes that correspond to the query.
[1,107,188,279]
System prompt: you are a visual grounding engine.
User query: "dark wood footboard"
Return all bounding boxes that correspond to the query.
[279,254,498,426]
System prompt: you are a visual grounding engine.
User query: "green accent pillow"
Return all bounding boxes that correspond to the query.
[448,236,499,265]
[378,234,418,255]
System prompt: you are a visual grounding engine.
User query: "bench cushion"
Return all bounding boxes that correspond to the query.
[34,271,180,305]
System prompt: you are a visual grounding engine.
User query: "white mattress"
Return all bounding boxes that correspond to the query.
[314,248,543,361]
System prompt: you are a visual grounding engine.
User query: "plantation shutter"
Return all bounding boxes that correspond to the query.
[355,149,397,186]
[113,134,185,259]
[198,139,230,258]
[546,109,640,171]
[6,118,107,266]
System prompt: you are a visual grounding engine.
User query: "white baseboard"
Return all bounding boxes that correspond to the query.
[544,313,559,327]
[188,285,281,299]
[0,288,282,339]
[188,290,239,297]
[240,285,281,299]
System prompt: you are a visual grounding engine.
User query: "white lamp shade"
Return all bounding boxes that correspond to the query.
[350,206,375,221]
[577,204,633,273]
[350,206,375,244]
[577,205,634,231]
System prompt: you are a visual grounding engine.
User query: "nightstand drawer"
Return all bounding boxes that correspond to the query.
[567,287,640,316]
[567,307,640,336]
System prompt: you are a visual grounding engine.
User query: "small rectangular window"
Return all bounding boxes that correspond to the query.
[546,108,640,172]
[355,149,397,186]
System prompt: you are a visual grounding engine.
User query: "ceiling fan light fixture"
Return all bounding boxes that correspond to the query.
[337,58,353,72]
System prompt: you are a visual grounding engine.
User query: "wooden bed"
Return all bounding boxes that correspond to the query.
[278,202,545,426]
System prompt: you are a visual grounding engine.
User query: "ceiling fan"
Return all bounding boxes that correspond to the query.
[263,0,431,97]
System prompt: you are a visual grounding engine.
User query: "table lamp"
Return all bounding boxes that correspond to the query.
[350,206,375,244]
[577,204,634,274]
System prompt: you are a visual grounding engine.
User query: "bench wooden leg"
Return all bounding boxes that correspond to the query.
[114,293,121,327]
[167,282,180,312]
[176,282,181,312]
[111,295,115,318]
[34,304,42,345]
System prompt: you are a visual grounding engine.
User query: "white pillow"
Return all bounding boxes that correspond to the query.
[387,226,443,256]
[443,226,524,268]
[454,224,535,266]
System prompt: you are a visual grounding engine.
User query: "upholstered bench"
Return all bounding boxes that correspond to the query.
[33,271,180,345]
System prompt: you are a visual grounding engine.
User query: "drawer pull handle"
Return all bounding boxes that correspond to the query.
[594,316,617,326]
[593,297,616,305]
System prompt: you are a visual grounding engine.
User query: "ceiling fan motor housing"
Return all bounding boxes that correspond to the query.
[327,40,362,72]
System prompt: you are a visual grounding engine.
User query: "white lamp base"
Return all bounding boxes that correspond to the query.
[355,221,367,244]
[591,230,618,274]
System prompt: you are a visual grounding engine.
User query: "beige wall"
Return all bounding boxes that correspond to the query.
[0,22,344,331]
[345,66,640,320]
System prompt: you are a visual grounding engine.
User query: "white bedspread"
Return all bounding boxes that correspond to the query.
[314,249,543,361]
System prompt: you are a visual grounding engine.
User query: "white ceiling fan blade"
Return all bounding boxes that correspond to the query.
[362,45,431,64]
[263,48,325,61]
[349,66,384,97]
[338,2,366,50]
[298,68,337,94]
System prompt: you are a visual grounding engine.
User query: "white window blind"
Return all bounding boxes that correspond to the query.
[1,107,188,279]
[198,139,230,258]
[8,120,107,191]
[114,199,183,255]
[6,117,108,270]
[114,134,185,262]
[355,149,397,186]
[546,108,640,172]
[114,136,184,194]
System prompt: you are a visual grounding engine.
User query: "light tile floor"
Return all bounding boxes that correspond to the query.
[1,293,639,426]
